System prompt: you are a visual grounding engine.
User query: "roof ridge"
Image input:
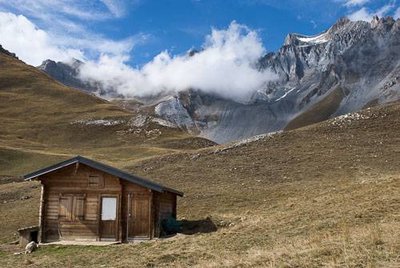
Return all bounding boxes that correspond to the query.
[23,156,183,196]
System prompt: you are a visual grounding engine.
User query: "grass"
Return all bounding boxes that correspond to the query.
[0,51,399,267]
[285,86,344,130]
[0,52,214,176]
[1,99,400,266]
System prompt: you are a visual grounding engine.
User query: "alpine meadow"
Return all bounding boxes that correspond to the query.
[0,1,399,267]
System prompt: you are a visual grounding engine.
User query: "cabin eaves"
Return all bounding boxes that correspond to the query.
[23,155,183,196]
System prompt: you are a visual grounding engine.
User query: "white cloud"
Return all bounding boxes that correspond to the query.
[376,2,397,17]
[0,0,142,66]
[100,0,129,18]
[0,0,114,22]
[0,12,84,65]
[79,22,276,103]
[395,7,400,19]
[347,2,397,22]
[348,7,374,21]
[342,0,369,7]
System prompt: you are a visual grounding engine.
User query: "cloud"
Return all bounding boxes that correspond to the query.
[347,2,397,22]
[0,12,84,65]
[79,22,276,103]
[348,7,374,21]
[0,0,145,66]
[0,11,144,66]
[395,7,400,19]
[341,0,369,7]
[100,0,131,18]
[0,0,113,31]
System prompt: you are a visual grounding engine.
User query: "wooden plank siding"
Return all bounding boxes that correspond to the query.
[121,181,153,240]
[159,192,176,220]
[153,192,177,236]
[40,164,123,242]
[35,161,180,243]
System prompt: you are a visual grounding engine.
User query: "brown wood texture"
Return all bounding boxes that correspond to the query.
[128,194,151,238]
[37,162,179,242]
[100,220,116,239]
[99,196,118,240]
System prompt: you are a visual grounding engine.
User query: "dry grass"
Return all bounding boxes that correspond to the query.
[0,51,400,267]
[1,100,400,267]
[285,86,344,130]
[0,53,214,176]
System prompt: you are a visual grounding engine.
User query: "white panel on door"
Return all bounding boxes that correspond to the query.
[101,197,117,220]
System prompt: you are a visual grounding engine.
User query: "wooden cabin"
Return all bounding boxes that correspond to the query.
[24,156,183,243]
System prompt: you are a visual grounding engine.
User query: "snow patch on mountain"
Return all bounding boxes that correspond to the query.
[296,32,330,44]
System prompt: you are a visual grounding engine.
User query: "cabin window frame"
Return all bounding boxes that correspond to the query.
[58,193,86,222]
[88,174,104,188]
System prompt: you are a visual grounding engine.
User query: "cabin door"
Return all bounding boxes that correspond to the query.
[128,194,151,239]
[100,197,118,240]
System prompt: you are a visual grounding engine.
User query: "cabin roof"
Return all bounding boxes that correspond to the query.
[23,156,183,196]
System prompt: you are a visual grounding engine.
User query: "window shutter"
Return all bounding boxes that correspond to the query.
[88,175,104,188]
[59,196,72,221]
[74,196,85,221]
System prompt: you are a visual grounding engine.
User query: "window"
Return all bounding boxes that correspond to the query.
[58,195,86,221]
[88,174,104,188]
[101,197,117,221]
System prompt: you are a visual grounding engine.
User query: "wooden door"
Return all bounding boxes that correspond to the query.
[128,194,150,238]
[100,197,117,240]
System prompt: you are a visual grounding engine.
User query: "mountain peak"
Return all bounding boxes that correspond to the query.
[371,16,397,30]
[283,17,353,47]
[328,17,351,33]
[283,31,330,46]
[0,45,18,59]
[38,58,83,70]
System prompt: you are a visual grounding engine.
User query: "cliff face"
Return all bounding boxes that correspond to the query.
[36,17,400,143]
[154,17,400,143]
[37,59,96,92]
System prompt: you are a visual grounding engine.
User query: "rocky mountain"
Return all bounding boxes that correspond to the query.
[37,59,98,93]
[38,16,400,143]
[0,48,214,176]
[155,16,400,143]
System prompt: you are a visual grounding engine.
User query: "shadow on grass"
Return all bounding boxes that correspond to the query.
[179,217,218,235]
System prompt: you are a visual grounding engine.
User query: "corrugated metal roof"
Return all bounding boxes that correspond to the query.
[23,156,183,196]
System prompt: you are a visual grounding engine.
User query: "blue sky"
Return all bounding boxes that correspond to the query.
[0,0,398,66]
[0,1,398,101]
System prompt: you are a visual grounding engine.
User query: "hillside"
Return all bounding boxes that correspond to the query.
[0,100,399,267]
[39,17,400,143]
[0,50,214,176]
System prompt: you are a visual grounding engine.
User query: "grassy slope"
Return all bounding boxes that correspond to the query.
[285,86,345,131]
[0,52,214,176]
[1,99,399,267]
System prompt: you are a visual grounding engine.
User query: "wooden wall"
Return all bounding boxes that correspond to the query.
[153,192,177,237]
[40,163,121,242]
[121,181,152,241]
[38,163,179,243]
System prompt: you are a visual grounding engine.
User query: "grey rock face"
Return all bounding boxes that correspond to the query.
[156,16,400,143]
[38,59,123,97]
[35,17,400,143]
[38,59,93,91]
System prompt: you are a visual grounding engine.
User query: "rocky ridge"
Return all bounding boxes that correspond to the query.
[35,16,400,143]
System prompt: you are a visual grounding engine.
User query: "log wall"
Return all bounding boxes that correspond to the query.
[40,164,121,242]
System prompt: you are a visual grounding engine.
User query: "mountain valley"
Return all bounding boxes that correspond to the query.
[0,15,399,268]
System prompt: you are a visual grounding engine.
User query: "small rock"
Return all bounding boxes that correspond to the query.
[25,241,38,254]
